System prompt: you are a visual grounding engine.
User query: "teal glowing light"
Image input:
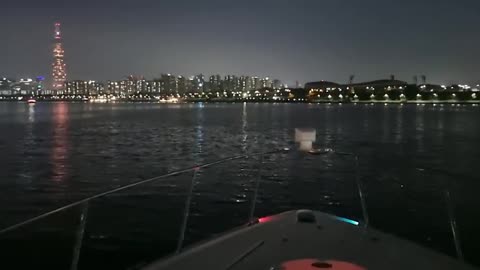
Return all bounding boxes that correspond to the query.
[335,216,359,226]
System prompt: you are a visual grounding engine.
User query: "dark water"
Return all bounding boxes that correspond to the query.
[0,102,479,269]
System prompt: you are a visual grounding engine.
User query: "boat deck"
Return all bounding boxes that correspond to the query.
[144,210,476,270]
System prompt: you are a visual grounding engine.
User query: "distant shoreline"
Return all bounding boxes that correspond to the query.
[1,99,479,105]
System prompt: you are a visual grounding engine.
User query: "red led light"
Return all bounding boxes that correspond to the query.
[258,216,273,223]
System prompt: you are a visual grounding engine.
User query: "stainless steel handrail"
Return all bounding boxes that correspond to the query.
[316,149,464,261]
[319,151,369,230]
[0,146,467,264]
[0,148,289,235]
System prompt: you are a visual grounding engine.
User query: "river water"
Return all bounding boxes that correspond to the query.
[0,102,479,269]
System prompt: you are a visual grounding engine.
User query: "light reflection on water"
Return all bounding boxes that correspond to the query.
[242,102,248,153]
[18,104,37,185]
[28,103,35,123]
[193,103,204,167]
[0,102,479,268]
[51,103,69,183]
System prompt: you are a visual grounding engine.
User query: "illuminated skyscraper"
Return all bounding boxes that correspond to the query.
[51,22,67,91]
[177,76,187,94]
[261,77,272,88]
[193,74,205,92]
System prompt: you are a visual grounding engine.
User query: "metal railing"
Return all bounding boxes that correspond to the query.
[0,148,289,269]
[0,147,469,269]
[305,150,464,261]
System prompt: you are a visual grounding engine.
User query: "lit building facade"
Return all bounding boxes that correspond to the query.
[0,78,14,95]
[12,78,38,96]
[208,74,222,92]
[177,76,187,94]
[193,74,205,93]
[51,22,67,91]
[160,74,178,95]
[261,77,272,88]
[223,75,237,92]
[65,80,105,96]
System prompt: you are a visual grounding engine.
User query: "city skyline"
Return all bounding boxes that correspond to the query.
[0,0,479,85]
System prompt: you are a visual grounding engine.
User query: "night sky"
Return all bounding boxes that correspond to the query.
[1,0,479,86]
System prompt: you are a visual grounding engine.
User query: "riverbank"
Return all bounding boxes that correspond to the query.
[1,98,479,104]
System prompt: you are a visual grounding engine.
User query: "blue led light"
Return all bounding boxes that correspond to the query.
[335,216,359,226]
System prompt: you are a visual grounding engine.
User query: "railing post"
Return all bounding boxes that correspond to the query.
[444,182,464,261]
[248,154,264,223]
[0,151,280,236]
[176,167,199,254]
[71,202,89,270]
[354,155,369,231]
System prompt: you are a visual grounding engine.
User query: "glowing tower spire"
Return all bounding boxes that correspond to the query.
[52,22,67,91]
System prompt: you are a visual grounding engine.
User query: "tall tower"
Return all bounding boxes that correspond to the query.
[52,22,67,91]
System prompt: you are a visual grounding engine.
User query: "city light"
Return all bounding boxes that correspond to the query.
[1,24,479,105]
[52,23,67,91]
